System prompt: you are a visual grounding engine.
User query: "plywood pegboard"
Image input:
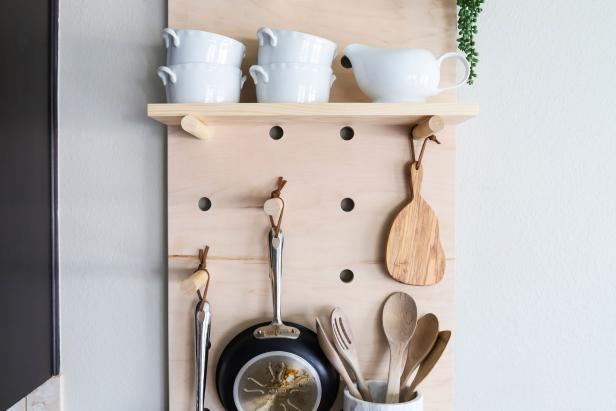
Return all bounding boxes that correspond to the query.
[166,1,462,410]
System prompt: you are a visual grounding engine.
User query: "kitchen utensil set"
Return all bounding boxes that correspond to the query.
[183,177,450,409]
[317,293,450,406]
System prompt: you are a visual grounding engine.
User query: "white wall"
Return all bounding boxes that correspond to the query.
[456,1,616,410]
[57,0,616,410]
[58,0,167,409]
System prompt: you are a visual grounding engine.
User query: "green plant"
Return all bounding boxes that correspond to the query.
[457,0,483,84]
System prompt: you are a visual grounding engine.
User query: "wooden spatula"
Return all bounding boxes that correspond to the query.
[386,162,446,285]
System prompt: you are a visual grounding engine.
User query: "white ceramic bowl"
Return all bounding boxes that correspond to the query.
[343,381,423,411]
[163,28,246,66]
[157,63,246,103]
[249,62,336,103]
[257,27,337,65]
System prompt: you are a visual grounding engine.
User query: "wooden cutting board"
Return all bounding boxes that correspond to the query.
[386,162,446,285]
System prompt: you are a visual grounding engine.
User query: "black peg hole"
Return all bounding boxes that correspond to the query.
[340,126,355,141]
[340,269,354,283]
[340,198,355,212]
[198,197,212,211]
[269,126,284,140]
[341,56,352,69]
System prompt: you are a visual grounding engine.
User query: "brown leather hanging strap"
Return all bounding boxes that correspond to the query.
[409,134,441,169]
[197,245,211,311]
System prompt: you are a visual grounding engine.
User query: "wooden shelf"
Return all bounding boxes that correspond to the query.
[147,102,479,127]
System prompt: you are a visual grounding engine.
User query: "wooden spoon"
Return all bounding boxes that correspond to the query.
[385,162,446,285]
[382,292,417,403]
[402,330,452,402]
[315,318,362,400]
[400,314,439,391]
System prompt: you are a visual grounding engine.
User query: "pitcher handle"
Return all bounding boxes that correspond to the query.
[257,27,278,47]
[157,66,177,86]
[162,28,180,48]
[240,75,247,89]
[436,52,470,93]
[249,65,269,84]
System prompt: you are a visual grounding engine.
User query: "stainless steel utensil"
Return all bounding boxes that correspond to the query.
[195,300,211,411]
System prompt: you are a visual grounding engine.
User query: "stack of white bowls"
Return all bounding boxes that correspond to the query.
[157,28,246,103]
[249,27,337,103]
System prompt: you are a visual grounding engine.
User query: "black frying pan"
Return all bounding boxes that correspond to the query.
[216,230,338,411]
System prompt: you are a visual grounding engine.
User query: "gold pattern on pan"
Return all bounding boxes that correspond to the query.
[238,361,317,411]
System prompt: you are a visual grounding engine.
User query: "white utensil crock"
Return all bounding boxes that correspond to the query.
[256,27,337,65]
[163,28,246,66]
[343,44,470,102]
[157,63,246,103]
[249,63,335,103]
[343,381,423,411]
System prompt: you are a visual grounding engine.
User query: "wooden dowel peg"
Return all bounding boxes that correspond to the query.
[411,115,444,140]
[180,115,208,139]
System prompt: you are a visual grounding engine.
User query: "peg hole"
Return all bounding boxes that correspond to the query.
[269,126,284,140]
[340,269,354,283]
[340,126,355,141]
[198,197,212,211]
[341,56,352,69]
[340,198,355,212]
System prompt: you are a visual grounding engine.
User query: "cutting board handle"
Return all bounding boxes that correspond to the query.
[409,162,423,200]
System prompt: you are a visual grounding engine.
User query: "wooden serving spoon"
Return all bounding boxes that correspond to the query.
[401,330,452,402]
[400,314,439,391]
[386,162,446,285]
[382,292,417,403]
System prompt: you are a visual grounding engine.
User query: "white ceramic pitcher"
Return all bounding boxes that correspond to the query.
[343,44,470,102]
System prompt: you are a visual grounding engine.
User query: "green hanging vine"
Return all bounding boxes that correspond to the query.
[457,0,483,84]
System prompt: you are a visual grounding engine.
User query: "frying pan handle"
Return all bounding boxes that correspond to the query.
[268,229,284,326]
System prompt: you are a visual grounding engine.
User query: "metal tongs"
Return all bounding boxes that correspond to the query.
[195,297,211,411]
[182,246,212,411]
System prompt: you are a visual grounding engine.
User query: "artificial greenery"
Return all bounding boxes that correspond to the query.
[457,0,483,84]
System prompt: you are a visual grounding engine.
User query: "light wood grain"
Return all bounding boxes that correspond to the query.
[149,103,478,128]
[386,164,447,286]
[166,0,461,410]
[168,122,456,411]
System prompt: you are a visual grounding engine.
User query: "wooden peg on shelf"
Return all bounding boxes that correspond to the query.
[411,115,444,140]
[180,115,208,139]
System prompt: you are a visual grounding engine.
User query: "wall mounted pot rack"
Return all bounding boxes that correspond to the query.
[156,0,479,410]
